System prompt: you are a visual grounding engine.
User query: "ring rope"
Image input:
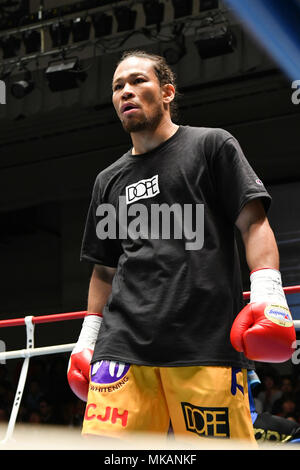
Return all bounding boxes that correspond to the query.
[0,286,299,444]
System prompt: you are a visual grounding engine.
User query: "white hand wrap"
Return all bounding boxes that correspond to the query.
[250,268,288,307]
[72,314,102,354]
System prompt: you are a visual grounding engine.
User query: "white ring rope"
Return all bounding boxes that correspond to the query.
[0,307,299,445]
[0,343,76,361]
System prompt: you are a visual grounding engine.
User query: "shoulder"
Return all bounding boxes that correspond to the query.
[181,125,235,150]
[93,151,131,189]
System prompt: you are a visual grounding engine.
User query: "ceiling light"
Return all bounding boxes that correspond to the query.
[114,6,137,32]
[194,26,236,59]
[72,17,91,43]
[92,12,113,38]
[11,70,35,99]
[45,57,87,92]
[0,36,21,59]
[143,0,165,26]
[50,21,71,48]
[23,30,41,54]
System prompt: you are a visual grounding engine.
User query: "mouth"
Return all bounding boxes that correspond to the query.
[121,103,140,115]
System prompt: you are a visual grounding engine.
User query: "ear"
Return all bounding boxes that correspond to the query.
[161,83,175,105]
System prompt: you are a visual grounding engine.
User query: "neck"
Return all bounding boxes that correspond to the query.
[131,118,179,155]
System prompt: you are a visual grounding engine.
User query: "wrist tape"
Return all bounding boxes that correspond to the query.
[250,268,288,307]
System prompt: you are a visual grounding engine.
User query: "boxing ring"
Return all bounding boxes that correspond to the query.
[0,286,299,447]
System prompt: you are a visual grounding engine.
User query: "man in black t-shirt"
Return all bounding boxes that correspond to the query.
[67,50,295,443]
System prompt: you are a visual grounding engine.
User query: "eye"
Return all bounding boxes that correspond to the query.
[113,83,122,91]
[134,77,145,84]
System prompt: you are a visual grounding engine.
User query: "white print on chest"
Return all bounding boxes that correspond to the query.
[125,174,160,204]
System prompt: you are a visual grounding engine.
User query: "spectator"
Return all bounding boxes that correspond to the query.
[71,399,85,427]
[27,359,49,391]
[272,375,296,415]
[47,356,74,406]
[24,380,44,413]
[38,397,57,425]
[257,372,282,413]
[28,411,42,424]
[275,397,297,421]
[0,407,8,422]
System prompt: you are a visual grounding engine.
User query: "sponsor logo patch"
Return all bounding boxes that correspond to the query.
[264,305,293,327]
[89,360,130,392]
[181,402,230,437]
[91,360,130,384]
[125,174,160,204]
[85,404,128,427]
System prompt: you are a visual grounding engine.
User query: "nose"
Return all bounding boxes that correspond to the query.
[121,82,135,99]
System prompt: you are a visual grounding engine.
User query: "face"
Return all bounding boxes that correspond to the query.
[112,56,172,133]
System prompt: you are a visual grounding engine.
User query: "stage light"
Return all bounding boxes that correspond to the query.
[45,57,87,92]
[171,0,193,19]
[0,35,21,59]
[72,17,91,43]
[163,31,186,65]
[23,29,41,54]
[91,12,113,38]
[194,26,236,59]
[143,0,165,26]
[163,44,186,65]
[114,6,137,32]
[199,0,219,11]
[49,21,71,48]
[11,71,35,99]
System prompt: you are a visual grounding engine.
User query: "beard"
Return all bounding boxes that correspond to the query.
[121,103,164,134]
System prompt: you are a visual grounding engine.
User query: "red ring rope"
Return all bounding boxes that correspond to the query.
[0,285,299,328]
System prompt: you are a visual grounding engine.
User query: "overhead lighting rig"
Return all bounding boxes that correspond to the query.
[194,26,236,59]
[49,21,72,48]
[72,17,91,43]
[163,23,186,65]
[0,0,239,99]
[45,56,87,92]
[143,0,165,26]
[11,69,35,99]
[91,12,113,38]
[22,29,41,54]
[0,35,21,58]
[114,6,137,32]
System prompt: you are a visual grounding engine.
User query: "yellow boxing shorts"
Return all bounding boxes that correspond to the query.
[82,361,256,443]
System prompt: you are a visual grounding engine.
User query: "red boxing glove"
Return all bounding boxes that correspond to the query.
[230,268,296,363]
[67,348,93,401]
[67,312,102,401]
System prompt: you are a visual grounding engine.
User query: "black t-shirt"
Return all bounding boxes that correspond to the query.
[80,125,271,368]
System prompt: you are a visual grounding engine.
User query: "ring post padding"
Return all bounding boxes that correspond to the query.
[0,316,34,445]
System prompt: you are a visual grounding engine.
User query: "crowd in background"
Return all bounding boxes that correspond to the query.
[0,355,85,428]
[253,365,300,423]
[1,357,300,431]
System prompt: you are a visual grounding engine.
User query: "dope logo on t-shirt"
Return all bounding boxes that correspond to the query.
[125,174,160,204]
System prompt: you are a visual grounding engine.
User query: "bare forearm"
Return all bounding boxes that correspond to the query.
[87,265,116,313]
[241,219,279,272]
